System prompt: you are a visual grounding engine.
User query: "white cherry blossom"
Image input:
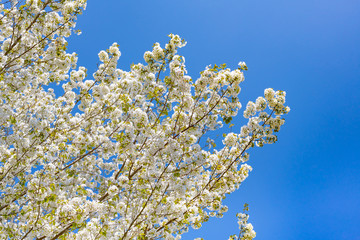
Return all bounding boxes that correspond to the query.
[0,1,289,239]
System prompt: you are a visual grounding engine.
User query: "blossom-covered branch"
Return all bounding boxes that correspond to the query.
[0,1,289,239]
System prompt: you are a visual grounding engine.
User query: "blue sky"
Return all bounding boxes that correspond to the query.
[67,1,360,239]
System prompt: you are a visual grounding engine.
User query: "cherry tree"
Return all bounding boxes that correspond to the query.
[0,1,289,239]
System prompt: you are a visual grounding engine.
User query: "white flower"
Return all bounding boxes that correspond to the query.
[238,61,247,70]
[144,51,154,62]
[264,88,275,101]
[244,101,256,118]
[284,106,291,113]
[152,43,164,60]
[108,185,118,196]
[98,50,109,62]
[109,43,121,58]
[255,96,266,111]
[224,133,238,147]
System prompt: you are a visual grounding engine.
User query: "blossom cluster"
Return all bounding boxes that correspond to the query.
[0,1,289,239]
[228,204,256,240]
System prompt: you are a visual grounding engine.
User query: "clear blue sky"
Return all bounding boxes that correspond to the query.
[67,1,360,239]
